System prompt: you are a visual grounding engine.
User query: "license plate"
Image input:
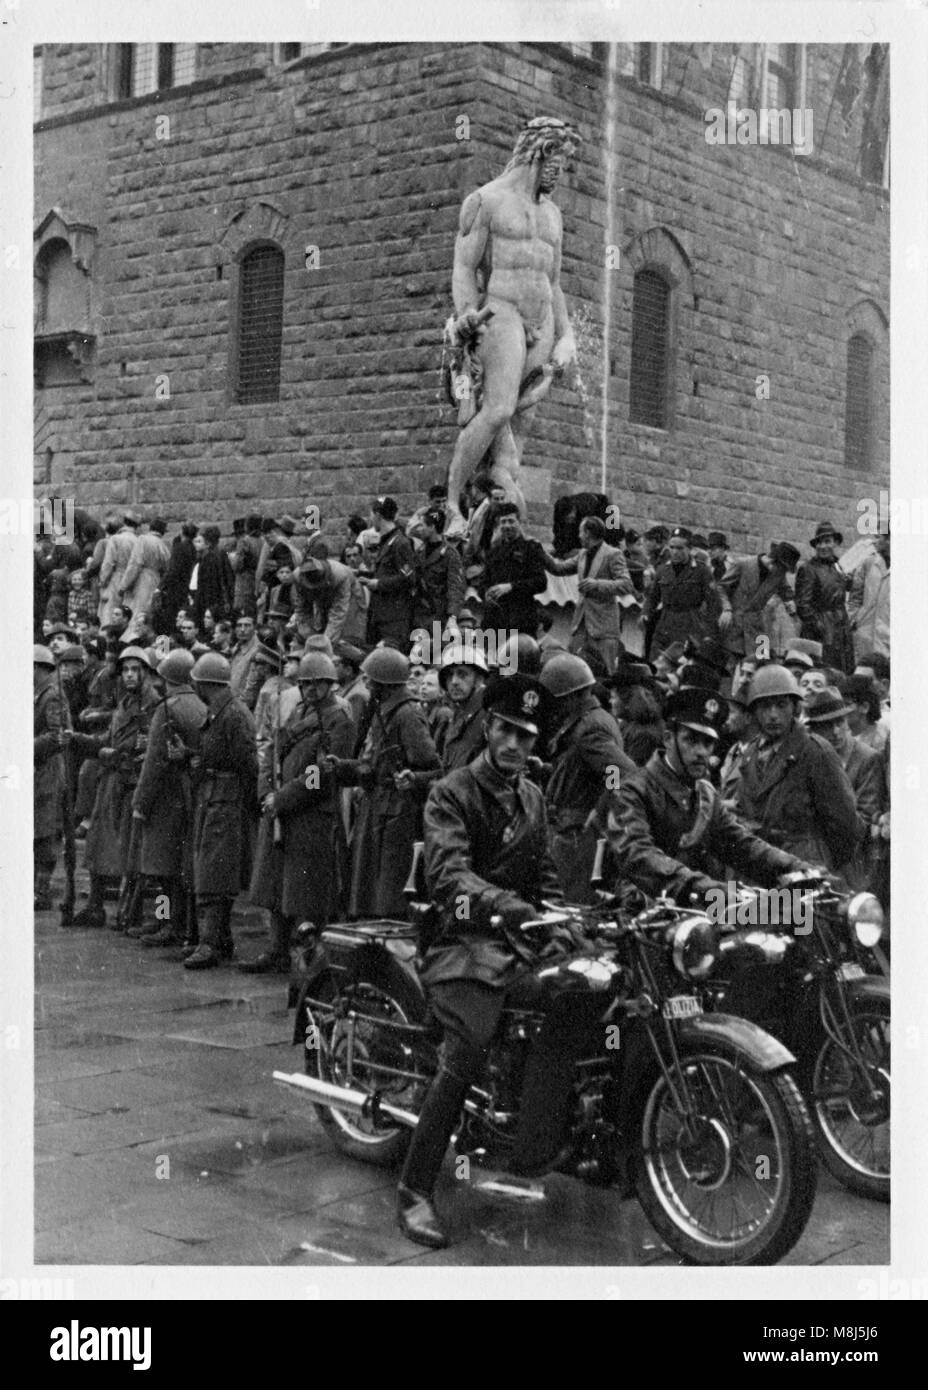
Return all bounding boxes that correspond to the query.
[662,995,703,1020]
[838,962,866,982]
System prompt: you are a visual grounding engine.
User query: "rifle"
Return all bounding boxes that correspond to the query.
[161,688,198,935]
[55,665,76,926]
[272,682,283,844]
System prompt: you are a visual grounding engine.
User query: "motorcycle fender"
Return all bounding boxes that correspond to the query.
[679,1011,797,1073]
[845,975,890,1009]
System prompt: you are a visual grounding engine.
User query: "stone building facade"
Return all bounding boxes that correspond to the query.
[34,40,889,552]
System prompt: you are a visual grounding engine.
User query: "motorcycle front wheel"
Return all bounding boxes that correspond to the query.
[303,972,425,1167]
[635,1051,817,1265]
[810,996,890,1202]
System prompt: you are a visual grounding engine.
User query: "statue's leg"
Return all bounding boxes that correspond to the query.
[488,314,556,520]
[445,304,525,535]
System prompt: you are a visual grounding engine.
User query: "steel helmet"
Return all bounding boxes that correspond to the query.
[116,645,151,669]
[538,652,596,699]
[33,644,56,668]
[361,646,409,686]
[58,644,86,666]
[747,664,802,706]
[157,649,196,684]
[298,652,338,683]
[496,633,541,677]
[438,640,489,687]
[190,651,232,685]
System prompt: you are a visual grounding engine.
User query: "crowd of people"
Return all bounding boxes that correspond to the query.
[33,486,891,974]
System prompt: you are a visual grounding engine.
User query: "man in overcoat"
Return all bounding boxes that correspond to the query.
[795,522,854,673]
[67,646,158,929]
[132,649,207,950]
[184,653,258,970]
[733,664,863,872]
[643,527,719,662]
[241,652,355,972]
[34,645,64,910]
[326,646,442,918]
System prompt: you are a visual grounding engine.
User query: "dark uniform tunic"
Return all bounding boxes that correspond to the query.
[734,721,863,872]
[545,694,635,903]
[412,539,466,632]
[336,687,442,918]
[132,685,207,880]
[34,676,64,857]
[249,694,354,923]
[794,554,854,673]
[608,750,802,903]
[435,685,486,773]
[419,753,582,1101]
[191,690,258,898]
[643,557,719,662]
[479,535,548,635]
[79,685,159,879]
[366,527,416,649]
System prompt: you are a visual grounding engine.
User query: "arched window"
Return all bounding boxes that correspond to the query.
[844,333,875,469]
[629,268,671,428]
[234,245,284,404]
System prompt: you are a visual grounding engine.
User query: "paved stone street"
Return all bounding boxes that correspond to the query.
[34,891,889,1269]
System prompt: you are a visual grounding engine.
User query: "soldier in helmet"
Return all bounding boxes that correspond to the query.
[241,652,354,971]
[538,653,634,903]
[130,649,208,952]
[607,684,813,906]
[435,641,489,772]
[733,663,863,871]
[34,645,64,911]
[65,647,158,929]
[325,645,442,918]
[184,652,259,970]
[398,673,603,1250]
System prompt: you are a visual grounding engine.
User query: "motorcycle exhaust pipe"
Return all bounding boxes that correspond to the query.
[272,1070,419,1129]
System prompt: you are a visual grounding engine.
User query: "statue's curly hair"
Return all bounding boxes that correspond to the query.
[505,115,580,171]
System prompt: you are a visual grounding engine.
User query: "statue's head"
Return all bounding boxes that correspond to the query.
[506,116,580,191]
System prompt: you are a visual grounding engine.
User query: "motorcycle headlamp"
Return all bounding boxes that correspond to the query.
[671,915,719,979]
[846,892,884,947]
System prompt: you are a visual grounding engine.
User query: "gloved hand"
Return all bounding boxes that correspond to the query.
[493,893,537,933]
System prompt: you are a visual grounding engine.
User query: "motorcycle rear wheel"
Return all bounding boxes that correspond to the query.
[635,1051,817,1265]
[810,998,890,1202]
[303,972,425,1167]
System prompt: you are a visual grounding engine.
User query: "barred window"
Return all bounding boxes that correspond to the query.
[624,43,662,89]
[113,43,196,98]
[763,43,798,109]
[629,269,671,429]
[844,334,875,469]
[33,47,43,122]
[235,246,285,404]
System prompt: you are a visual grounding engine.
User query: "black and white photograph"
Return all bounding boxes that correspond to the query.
[2,0,926,1313]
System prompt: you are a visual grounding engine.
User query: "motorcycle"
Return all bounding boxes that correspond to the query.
[703,871,889,1202]
[274,872,818,1266]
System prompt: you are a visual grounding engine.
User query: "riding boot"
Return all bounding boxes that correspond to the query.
[71,873,108,929]
[141,878,184,947]
[184,900,222,970]
[239,910,292,973]
[397,1068,469,1249]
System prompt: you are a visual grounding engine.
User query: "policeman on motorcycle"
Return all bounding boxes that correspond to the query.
[606,685,813,909]
[397,672,599,1249]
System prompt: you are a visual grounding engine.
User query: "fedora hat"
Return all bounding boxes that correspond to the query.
[803,687,856,724]
[810,521,843,546]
